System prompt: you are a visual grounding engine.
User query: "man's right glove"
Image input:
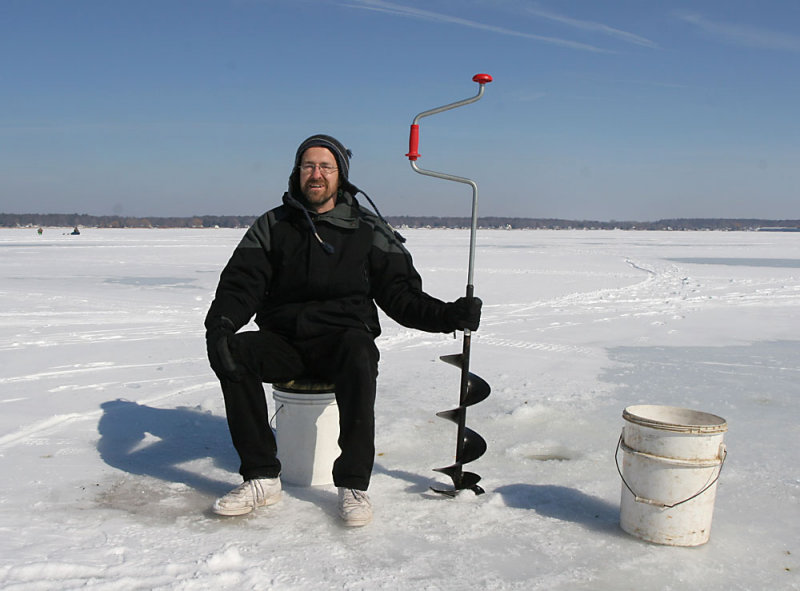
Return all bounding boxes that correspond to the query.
[205,316,244,381]
[444,296,482,332]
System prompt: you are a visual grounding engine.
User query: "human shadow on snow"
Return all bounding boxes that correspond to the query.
[495,483,621,533]
[97,399,239,497]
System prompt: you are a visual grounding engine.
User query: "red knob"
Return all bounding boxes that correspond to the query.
[472,73,493,84]
[406,124,420,161]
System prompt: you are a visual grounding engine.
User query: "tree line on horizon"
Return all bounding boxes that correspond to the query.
[1,212,799,232]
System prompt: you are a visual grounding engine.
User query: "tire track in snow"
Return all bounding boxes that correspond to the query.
[485,257,800,333]
[0,359,202,385]
[0,381,218,452]
[487,258,664,320]
[476,336,593,355]
[1,324,202,352]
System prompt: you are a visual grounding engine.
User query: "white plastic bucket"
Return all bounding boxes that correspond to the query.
[272,382,339,487]
[617,404,727,546]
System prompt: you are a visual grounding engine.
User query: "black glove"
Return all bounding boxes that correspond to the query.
[444,296,482,332]
[205,316,244,381]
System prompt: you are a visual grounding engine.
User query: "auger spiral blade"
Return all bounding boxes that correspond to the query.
[432,343,491,496]
[432,391,490,496]
[440,354,491,406]
[431,467,484,497]
[431,420,488,464]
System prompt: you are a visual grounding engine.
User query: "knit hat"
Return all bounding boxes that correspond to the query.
[288,133,407,249]
[294,134,352,183]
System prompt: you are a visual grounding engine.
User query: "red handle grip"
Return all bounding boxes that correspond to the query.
[406,124,420,161]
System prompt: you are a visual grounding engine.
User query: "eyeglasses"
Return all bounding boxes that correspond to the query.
[299,163,338,175]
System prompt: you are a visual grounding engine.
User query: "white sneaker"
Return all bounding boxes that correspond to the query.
[338,488,372,527]
[213,478,281,516]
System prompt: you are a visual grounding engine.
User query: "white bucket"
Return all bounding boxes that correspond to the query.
[272,381,339,487]
[617,404,727,546]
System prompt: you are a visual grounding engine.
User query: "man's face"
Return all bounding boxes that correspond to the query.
[299,146,340,213]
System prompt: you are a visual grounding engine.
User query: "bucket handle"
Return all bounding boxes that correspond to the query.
[615,434,727,509]
[268,404,285,430]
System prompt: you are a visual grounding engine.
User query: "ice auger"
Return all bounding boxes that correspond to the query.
[405,73,493,496]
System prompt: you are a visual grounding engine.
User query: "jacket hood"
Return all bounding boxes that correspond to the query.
[282,187,361,254]
[286,152,406,250]
[283,187,359,228]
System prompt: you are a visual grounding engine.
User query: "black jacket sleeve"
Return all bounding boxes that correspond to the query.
[368,220,455,333]
[205,214,273,331]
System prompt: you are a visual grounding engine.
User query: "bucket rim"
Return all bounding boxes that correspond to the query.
[619,439,725,466]
[273,380,336,394]
[273,391,337,405]
[623,404,727,434]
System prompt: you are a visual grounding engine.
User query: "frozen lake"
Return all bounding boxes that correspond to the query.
[1,227,798,589]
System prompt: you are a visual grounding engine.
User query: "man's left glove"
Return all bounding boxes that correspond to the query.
[445,296,482,332]
[205,316,245,381]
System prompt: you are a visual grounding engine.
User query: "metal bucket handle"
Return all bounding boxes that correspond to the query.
[268,404,285,430]
[615,434,727,509]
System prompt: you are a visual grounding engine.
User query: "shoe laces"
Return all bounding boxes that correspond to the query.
[342,488,370,508]
[226,479,268,502]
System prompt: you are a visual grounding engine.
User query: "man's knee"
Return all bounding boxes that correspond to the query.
[229,331,305,379]
[337,330,379,366]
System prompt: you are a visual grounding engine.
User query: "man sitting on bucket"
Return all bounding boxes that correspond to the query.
[205,134,481,526]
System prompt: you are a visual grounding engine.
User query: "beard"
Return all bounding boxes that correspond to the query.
[302,177,338,211]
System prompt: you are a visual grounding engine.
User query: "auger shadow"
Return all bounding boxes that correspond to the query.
[97,399,239,496]
[495,483,621,533]
[372,462,435,493]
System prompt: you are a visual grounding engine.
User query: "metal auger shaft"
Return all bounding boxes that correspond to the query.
[405,73,493,496]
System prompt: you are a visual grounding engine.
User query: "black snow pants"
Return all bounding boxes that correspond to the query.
[219,328,379,491]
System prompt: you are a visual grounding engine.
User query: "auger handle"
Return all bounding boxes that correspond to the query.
[406,73,492,161]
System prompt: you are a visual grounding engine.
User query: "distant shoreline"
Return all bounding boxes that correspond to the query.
[2,213,799,232]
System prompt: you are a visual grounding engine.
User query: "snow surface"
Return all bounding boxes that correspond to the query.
[1,227,798,590]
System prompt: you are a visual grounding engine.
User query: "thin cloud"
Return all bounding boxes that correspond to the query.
[515,91,546,102]
[342,0,614,53]
[526,5,659,49]
[679,13,800,52]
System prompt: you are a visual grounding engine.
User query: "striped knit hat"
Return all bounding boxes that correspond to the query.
[294,134,352,183]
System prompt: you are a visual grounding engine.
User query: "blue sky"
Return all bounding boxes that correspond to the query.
[2,0,798,220]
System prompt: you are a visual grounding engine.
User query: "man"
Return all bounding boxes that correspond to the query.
[205,134,481,526]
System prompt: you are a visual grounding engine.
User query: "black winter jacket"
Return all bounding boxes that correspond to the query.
[205,187,455,340]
